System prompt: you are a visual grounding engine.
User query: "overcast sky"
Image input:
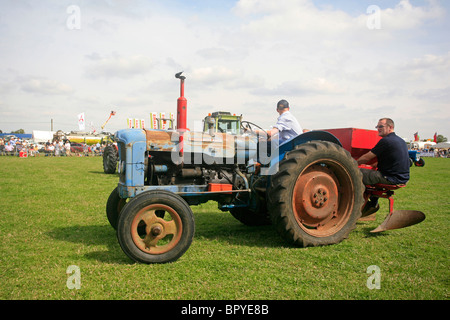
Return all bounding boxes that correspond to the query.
[0,0,449,141]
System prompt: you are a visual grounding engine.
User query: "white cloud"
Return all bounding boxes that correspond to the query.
[20,77,73,95]
[232,0,445,49]
[190,66,241,86]
[196,47,234,60]
[233,0,353,39]
[374,0,445,30]
[402,52,450,73]
[252,77,346,96]
[85,53,153,79]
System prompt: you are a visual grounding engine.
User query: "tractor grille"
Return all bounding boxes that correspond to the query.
[118,142,126,184]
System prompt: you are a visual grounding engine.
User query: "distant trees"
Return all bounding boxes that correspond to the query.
[436,135,447,143]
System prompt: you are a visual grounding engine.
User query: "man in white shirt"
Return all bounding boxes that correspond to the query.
[262,99,303,143]
[247,99,303,164]
[64,141,71,156]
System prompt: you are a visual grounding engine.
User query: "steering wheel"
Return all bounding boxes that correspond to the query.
[241,121,268,137]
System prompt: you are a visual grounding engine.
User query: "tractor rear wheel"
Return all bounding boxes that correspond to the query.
[268,141,364,247]
[230,201,271,226]
[106,187,128,230]
[117,190,195,264]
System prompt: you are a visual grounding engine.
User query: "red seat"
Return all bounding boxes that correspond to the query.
[367,183,406,191]
[364,184,407,215]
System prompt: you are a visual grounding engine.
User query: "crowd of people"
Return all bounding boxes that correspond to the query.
[410,147,449,158]
[0,136,106,157]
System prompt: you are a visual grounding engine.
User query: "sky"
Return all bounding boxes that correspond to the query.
[0,0,449,141]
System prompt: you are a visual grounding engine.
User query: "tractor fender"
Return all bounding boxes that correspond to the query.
[265,131,342,175]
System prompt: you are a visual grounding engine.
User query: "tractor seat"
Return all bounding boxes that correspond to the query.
[363,183,407,218]
[365,183,406,199]
[366,183,406,191]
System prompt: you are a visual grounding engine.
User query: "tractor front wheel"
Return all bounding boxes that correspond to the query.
[268,141,364,247]
[116,190,195,264]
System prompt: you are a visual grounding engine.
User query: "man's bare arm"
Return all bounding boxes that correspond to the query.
[357,151,376,165]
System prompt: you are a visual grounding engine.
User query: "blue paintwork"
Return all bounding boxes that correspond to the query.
[115,129,146,189]
[408,150,420,162]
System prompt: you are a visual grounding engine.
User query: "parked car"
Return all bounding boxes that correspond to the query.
[70,142,84,153]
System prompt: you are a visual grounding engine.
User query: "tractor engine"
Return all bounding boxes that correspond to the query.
[115,127,259,205]
[114,72,262,208]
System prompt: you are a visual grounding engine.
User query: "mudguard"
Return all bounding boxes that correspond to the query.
[266,131,342,175]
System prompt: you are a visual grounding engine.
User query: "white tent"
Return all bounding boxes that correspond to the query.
[32,130,55,143]
[433,142,450,149]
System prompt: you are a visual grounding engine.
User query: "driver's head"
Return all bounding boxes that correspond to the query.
[277,100,289,113]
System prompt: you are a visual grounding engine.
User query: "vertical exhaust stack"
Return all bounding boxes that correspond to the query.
[175,71,187,157]
[175,71,187,130]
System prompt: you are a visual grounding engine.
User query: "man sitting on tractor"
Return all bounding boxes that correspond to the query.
[265,99,303,143]
[249,99,303,144]
[357,118,410,215]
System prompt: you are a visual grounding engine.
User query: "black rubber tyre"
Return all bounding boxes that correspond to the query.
[117,190,195,264]
[106,187,127,230]
[230,200,271,226]
[414,158,425,167]
[103,145,118,174]
[268,141,364,247]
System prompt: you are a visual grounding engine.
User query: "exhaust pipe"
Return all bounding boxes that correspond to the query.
[175,71,187,131]
[175,71,187,158]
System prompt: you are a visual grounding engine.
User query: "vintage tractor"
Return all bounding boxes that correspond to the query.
[408,150,425,167]
[106,72,424,264]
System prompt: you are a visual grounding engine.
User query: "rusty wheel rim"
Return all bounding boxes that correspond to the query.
[292,161,354,237]
[131,204,183,255]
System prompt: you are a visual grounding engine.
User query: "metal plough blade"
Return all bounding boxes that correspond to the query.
[370,210,426,233]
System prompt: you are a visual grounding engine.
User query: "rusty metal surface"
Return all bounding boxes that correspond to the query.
[144,129,257,160]
[370,210,425,233]
[145,129,176,151]
[131,203,183,254]
[291,161,354,237]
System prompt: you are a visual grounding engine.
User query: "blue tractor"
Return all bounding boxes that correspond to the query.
[106,73,366,263]
[408,150,425,167]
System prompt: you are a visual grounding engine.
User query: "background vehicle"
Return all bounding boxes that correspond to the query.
[70,142,84,153]
[102,134,118,173]
[408,150,425,167]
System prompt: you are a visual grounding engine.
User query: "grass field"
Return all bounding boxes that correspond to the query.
[0,155,448,300]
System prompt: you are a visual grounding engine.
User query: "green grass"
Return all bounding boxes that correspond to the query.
[0,156,448,300]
